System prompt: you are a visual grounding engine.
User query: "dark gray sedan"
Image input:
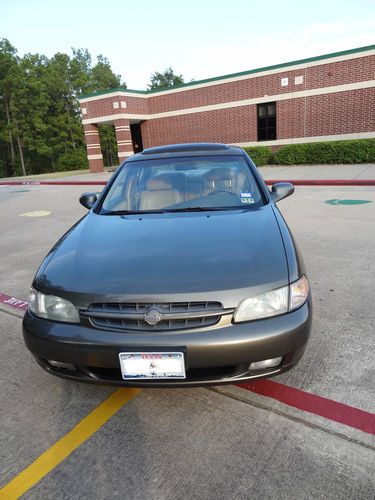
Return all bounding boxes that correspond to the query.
[23,143,312,387]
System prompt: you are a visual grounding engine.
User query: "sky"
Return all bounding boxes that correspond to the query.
[1,0,374,90]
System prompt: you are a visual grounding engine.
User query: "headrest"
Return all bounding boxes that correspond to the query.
[146,176,173,190]
[204,168,236,181]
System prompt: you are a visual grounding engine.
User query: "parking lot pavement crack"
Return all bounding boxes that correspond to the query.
[353,165,372,180]
[207,387,375,453]
[0,305,24,320]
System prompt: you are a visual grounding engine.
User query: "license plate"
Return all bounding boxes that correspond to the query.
[119,352,186,380]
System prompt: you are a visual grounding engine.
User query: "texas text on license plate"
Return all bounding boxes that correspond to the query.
[119,352,186,380]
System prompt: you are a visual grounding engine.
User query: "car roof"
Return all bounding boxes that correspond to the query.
[126,143,245,162]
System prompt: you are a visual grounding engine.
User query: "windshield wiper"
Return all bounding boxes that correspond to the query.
[101,209,167,215]
[101,206,244,215]
[163,206,240,212]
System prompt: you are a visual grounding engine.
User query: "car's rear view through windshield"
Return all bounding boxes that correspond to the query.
[100,156,265,214]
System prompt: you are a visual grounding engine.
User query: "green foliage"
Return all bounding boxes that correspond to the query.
[91,55,124,91]
[98,124,118,167]
[270,144,308,164]
[0,156,7,177]
[323,139,375,163]
[148,67,184,90]
[242,146,272,165]
[245,140,375,165]
[271,139,375,165]
[55,149,88,171]
[0,39,19,175]
[0,38,126,177]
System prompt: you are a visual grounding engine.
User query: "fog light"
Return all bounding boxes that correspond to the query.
[47,360,76,371]
[249,357,282,371]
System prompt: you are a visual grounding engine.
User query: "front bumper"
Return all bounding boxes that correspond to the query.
[23,299,312,387]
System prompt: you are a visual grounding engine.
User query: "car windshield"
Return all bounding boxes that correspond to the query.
[100,155,265,214]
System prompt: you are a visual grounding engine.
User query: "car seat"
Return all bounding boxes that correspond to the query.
[139,176,182,210]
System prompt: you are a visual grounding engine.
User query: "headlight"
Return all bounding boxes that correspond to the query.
[233,275,309,323]
[234,286,288,322]
[28,288,80,323]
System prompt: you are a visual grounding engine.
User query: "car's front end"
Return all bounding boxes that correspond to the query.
[23,289,311,387]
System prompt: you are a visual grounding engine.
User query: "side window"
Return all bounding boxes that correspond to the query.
[108,168,127,201]
[110,183,124,200]
[257,102,276,141]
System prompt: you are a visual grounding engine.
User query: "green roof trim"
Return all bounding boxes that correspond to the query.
[78,44,375,100]
[79,87,148,99]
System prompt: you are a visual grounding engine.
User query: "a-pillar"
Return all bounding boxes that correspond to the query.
[114,119,134,162]
[83,123,104,172]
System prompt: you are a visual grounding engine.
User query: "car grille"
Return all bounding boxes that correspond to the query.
[80,301,233,332]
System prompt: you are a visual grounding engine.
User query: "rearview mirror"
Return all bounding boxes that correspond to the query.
[271,182,294,202]
[79,192,97,209]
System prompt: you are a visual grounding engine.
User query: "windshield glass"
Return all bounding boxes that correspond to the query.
[100,155,264,214]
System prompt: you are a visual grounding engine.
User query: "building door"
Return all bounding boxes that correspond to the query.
[130,123,144,153]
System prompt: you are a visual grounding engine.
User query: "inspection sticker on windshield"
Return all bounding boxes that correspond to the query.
[119,352,186,379]
[240,193,255,204]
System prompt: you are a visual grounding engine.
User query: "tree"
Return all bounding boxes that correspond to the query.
[0,39,18,175]
[0,40,127,176]
[10,53,52,174]
[148,67,184,90]
[98,124,118,167]
[91,55,125,91]
[69,48,92,96]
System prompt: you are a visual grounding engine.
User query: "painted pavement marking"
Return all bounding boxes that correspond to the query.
[238,380,375,435]
[0,388,140,499]
[0,292,28,311]
[18,210,51,217]
[325,198,372,205]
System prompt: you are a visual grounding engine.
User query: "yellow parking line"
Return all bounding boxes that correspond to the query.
[0,388,140,499]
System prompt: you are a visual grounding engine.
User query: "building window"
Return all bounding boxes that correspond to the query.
[257,102,276,141]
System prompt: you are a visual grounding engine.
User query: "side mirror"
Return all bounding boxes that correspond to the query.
[79,192,97,209]
[271,182,294,202]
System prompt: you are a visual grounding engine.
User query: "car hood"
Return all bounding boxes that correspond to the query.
[36,207,289,301]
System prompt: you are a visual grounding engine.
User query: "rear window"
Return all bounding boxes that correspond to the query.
[100,155,264,214]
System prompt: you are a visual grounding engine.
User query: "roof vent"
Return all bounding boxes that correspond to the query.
[141,143,230,155]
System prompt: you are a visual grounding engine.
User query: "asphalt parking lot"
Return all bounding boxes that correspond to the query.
[0,177,374,499]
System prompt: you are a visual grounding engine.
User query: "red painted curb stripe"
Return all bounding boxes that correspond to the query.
[0,180,106,186]
[0,292,28,311]
[1,179,375,187]
[265,179,375,186]
[237,379,375,435]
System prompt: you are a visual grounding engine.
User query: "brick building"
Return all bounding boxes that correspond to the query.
[78,45,375,172]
